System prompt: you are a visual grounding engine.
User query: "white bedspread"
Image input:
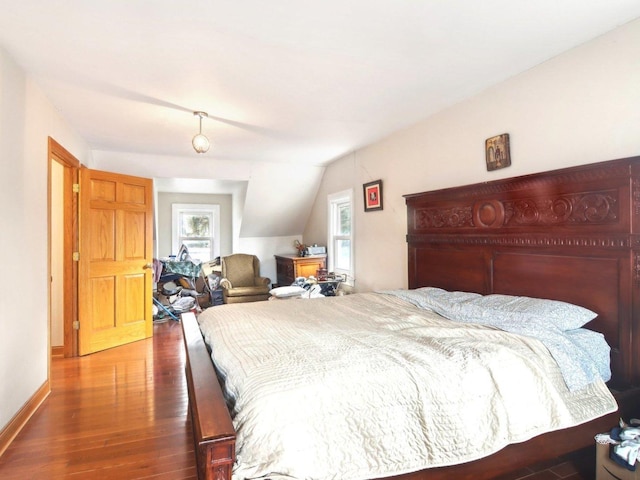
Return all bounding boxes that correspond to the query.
[197,292,617,480]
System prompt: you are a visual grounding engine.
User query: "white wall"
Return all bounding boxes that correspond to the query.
[0,47,90,433]
[304,18,640,293]
[237,236,303,286]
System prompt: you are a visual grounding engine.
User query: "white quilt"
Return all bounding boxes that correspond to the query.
[197,292,617,480]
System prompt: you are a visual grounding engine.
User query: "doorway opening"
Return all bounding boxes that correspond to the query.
[48,137,79,358]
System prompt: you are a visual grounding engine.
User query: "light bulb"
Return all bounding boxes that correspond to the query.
[192,133,210,154]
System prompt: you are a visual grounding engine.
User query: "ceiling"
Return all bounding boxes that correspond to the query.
[2,0,640,168]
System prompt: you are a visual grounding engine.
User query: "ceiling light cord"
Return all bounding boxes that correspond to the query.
[192,111,210,154]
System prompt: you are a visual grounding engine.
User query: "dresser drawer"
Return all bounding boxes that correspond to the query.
[274,254,327,286]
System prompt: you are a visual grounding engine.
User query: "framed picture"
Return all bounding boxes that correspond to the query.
[485,133,511,171]
[363,180,383,212]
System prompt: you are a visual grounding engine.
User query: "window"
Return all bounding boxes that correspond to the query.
[171,204,220,263]
[327,190,353,283]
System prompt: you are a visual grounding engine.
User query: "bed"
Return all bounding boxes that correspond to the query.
[182,156,640,480]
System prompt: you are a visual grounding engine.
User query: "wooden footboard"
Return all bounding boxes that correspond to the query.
[182,311,235,480]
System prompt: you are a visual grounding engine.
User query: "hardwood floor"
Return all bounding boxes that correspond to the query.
[0,320,597,480]
[495,447,596,480]
[0,321,196,480]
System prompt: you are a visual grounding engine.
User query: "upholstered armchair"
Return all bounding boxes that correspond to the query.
[220,254,271,304]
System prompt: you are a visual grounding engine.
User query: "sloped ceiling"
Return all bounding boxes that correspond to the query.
[1,1,640,236]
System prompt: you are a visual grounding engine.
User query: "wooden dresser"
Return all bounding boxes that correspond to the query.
[274,254,327,286]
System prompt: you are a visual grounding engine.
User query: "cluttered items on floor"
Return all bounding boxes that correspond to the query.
[595,418,640,479]
[152,247,223,322]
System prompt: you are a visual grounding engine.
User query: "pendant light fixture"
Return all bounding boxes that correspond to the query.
[192,111,210,154]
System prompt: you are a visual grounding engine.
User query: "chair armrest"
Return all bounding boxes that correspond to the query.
[220,278,233,289]
[255,276,271,286]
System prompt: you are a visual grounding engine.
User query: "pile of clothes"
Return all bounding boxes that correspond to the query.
[596,418,640,471]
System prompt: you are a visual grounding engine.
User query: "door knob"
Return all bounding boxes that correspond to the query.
[143,263,153,269]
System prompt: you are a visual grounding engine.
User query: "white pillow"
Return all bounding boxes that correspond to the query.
[269,286,307,298]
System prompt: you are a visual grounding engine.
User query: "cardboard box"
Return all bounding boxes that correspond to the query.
[201,260,222,277]
[196,293,211,309]
[596,441,640,480]
[306,245,326,255]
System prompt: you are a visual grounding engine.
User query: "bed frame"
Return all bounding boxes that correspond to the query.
[182,156,640,480]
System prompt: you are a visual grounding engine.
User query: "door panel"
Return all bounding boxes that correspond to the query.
[91,277,115,330]
[123,211,146,258]
[122,273,146,323]
[78,168,153,355]
[89,209,116,260]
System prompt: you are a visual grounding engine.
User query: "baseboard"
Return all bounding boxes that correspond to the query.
[51,346,64,357]
[0,380,50,457]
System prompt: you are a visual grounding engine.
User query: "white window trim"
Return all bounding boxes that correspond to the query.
[327,189,354,285]
[171,203,221,261]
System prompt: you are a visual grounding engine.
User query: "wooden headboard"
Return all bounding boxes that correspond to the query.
[405,156,640,389]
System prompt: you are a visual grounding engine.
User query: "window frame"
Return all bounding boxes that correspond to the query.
[171,203,220,262]
[327,189,354,284]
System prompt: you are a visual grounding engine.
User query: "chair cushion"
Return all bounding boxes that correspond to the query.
[225,285,270,297]
[224,294,270,304]
[224,254,259,287]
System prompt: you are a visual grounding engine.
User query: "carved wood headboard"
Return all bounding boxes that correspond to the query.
[404,156,640,388]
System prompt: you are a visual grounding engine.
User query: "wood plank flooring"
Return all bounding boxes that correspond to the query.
[0,320,196,480]
[0,320,597,480]
[494,447,595,480]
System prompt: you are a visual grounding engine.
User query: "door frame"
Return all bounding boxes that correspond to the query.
[48,137,80,358]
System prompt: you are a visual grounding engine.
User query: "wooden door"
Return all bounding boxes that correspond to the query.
[78,168,153,355]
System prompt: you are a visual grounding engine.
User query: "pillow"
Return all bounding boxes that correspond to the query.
[415,287,481,305]
[462,294,598,330]
[414,287,597,330]
[408,287,480,314]
[269,286,307,298]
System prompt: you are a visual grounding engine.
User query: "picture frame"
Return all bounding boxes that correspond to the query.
[485,133,511,171]
[363,180,383,212]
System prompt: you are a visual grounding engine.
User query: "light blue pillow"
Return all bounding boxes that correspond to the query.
[463,294,598,330]
[414,287,597,330]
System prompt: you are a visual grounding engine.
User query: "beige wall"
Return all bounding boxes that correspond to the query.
[50,161,64,347]
[0,46,90,433]
[304,18,640,293]
[156,192,233,259]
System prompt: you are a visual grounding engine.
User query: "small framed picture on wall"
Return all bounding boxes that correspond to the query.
[363,180,383,212]
[485,133,511,171]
